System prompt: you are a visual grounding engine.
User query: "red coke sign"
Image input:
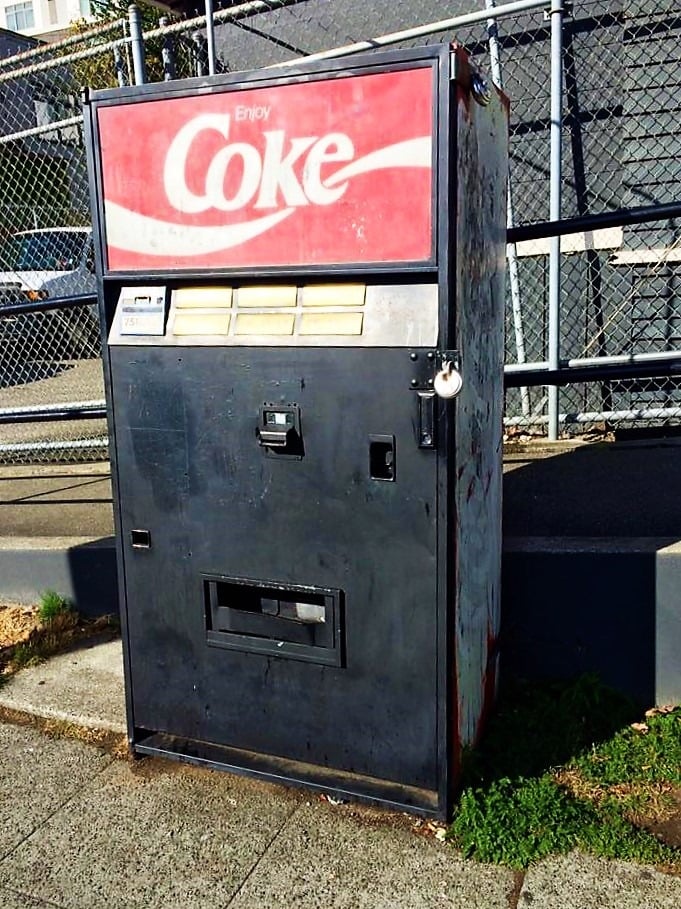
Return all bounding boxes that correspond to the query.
[97,66,435,271]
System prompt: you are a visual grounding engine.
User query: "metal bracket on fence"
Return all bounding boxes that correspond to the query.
[114,45,127,87]
[192,31,209,77]
[159,17,177,81]
[544,1,571,19]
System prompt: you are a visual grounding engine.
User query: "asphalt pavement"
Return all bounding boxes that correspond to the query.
[0,639,680,908]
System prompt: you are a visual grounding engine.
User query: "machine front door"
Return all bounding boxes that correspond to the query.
[113,344,441,795]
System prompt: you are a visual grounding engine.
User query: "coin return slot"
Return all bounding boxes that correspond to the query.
[204,577,343,666]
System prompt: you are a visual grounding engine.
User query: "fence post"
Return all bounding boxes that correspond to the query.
[128,4,147,86]
[547,0,564,440]
[159,17,177,81]
[485,0,531,419]
[205,0,217,76]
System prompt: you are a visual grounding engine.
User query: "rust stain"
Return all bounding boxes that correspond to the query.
[476,621,500,742]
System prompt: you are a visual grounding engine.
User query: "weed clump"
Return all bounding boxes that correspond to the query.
[38,590,73,624]
[447,675,681,870]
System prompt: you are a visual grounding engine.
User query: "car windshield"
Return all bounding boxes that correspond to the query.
[0,231,87,271]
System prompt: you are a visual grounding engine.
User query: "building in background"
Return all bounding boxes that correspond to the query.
[0,0,93,43]
[0,23,37,60]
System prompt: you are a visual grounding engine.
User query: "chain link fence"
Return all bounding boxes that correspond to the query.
[0,0,679,461]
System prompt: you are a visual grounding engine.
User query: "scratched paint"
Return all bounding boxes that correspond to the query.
[453,70,509,749]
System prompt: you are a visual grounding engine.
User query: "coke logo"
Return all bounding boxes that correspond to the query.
[99,65,434,266]
[163,114,357,213]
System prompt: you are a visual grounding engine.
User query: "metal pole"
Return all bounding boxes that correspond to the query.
[272,0,553,67]
[128,4,147,86]
[508,200,681,244]
[506,349,681,372]
[505,407,681,426]
[205,0,217,76]
[546,0,564,440]
[486,0,530,417]
[0,437,109,455]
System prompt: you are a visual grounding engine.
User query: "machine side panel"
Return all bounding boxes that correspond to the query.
[453,80,509,747]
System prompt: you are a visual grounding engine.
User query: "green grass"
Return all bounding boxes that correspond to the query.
[448,776,592,867]
[9,641,45,670]
[447,674,680,870]
[574,710,681,788]
[37,590,73,624]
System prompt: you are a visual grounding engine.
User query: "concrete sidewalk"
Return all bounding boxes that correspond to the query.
[1,640,680,908]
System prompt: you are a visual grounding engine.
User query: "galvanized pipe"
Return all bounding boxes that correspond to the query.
[546,0,565,440]
[272,0,552,66]
[486,0,530,417]
[128,4,147,85]
[0,116,82,145]
[506,350,681,375]
[0,0,547,88]
[505,408,681,426]
[205,0,217,76]
[0,17,124,70]
[507,200,681,244]
[0,400,105,415]
[192,31,208,77]
[0,437,109,454]
[0,293,97,318]
[505,361,681,387]
[0,407,107,425]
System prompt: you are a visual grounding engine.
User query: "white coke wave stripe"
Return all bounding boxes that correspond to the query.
[106,205,294,256]
[324,137,432,186]
[105,136,431,257]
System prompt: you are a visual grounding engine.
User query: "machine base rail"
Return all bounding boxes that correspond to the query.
[134,731,440,818]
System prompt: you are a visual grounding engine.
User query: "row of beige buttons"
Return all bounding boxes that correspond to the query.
[172,284,366,337]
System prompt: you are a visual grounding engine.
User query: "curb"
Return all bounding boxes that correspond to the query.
[0,535,118,617]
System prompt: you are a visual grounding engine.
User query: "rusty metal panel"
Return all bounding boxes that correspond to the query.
[453,65,509,746]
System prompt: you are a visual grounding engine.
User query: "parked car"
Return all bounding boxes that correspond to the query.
[0,227,99,359]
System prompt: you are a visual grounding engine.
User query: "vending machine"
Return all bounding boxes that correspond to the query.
[84,43,508,818]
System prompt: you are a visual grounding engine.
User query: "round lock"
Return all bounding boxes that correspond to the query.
[434,365,463,399]
[471,72,492,107]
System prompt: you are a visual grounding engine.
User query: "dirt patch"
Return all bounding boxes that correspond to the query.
[634,786,681,850]
[0,602,40,649]
[1,601,119,675]
[558,767,681,855]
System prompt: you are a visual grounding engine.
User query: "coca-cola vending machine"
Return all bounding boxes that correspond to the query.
[84,44,508,818]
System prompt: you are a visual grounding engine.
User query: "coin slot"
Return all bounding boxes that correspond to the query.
[369,435,396,482]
